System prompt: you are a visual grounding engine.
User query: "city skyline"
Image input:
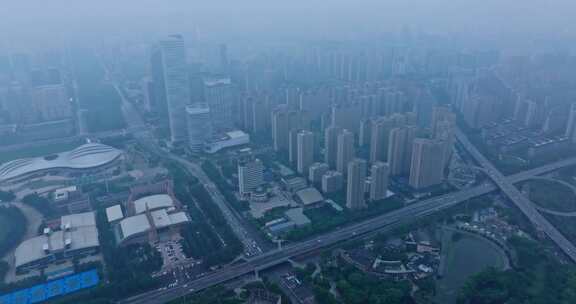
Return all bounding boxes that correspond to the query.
[2,3,576,304]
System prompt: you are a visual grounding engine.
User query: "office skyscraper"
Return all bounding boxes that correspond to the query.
[370,162,390,201]
[272,105,301,153]
[369,116,394,163]
[10,53,31,85]
[285,87,301,109]
[414,88,435,128]
[297,130,315,174]
[149,45,168,121]
[185,104,211,153]
[431,106,457,166]
[159,35,191,143]
[402,112,418,126]
[251,99,269,136]
[331,102,362,134]
[346,159,367,210]
[542,106,566,134]
[272,106,289,152]
[336,129,355,175]
[409,139,445,189]
[309,163,329,184]
[524,100,545,128]
[30,84,72,122]
[289,128,302,165]
[241,96,254,132]
[431,106,456,137]
[219,44,229,73]
[388,126,416,176]
[359,119,372,147]
[382,89,406,116]
[322,171,343,193]
[238,158,264,196]
[514,96,530,124]
[324,126,342,169]
[0,84,31,124]
[299,88,330,120]
[461,93,501,129]
[203,77,236,130]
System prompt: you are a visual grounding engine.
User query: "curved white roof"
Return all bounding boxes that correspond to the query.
[15,212,99,268]
[15,226,100,268]
[119,209,190,243]
[0,143,122,182]
[119,213,151,241]
[133,194,174,214]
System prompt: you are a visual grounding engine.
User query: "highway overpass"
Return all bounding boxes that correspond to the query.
[119,153,576,304]
[456,129,576,262]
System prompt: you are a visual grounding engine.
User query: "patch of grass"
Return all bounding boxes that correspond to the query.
[0,206,27,258]
[436,229,507,304]
[557,165,576,185]
[542,213,576,244]
[285,197,404,241]
[526,179,576,213]
[451,231,464,243]
[22,194,57,218]
[0,261,8,282]
[458,236,576,304]
[0,213,11,247]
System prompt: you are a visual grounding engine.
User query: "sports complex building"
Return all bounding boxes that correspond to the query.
[107,181,191,246]
[0,143,123,185]
[14,212,100,273]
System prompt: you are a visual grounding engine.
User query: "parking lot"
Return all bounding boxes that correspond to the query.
[155,238,187,269]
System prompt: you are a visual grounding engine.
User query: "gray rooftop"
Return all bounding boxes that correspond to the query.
[15,223,99,268]
[295,187,324,205]
[106,205,124,222]
[133,194,175,214]
[284,208,311,226]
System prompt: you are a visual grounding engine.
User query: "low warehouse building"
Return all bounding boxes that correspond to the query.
[14,212,100,272]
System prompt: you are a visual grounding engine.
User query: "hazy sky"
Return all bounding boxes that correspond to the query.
[1,0,575,46]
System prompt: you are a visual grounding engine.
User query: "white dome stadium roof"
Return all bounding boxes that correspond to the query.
[0,143,122,182]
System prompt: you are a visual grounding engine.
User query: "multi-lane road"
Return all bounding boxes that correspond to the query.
[119,153,576,304]
[102,68,576,301]
[103,62,266,258]
[120,183,491,304]
[163,154,264,257]
[456,129,576,262]
[138,134,265,257]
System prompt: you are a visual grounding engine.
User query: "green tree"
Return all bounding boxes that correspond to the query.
[21,193,56,217]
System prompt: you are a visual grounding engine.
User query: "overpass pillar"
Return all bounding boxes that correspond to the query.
[274,239,284,250]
